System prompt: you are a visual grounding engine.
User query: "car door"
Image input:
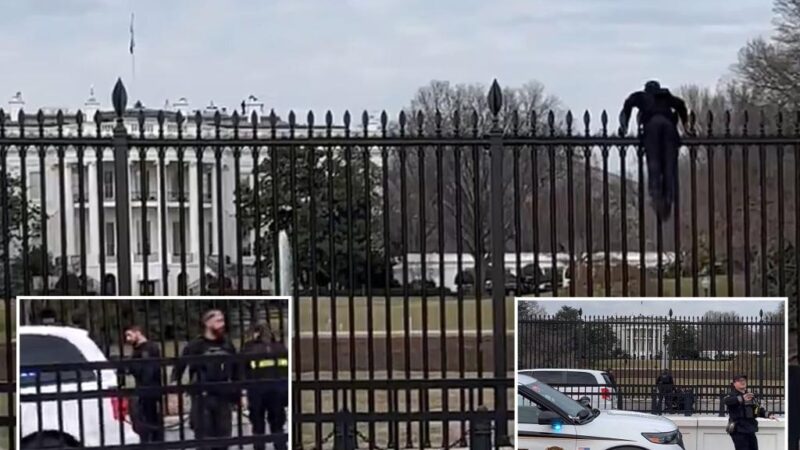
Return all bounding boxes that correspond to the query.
[517,391,577,450]
[19,334,104,444]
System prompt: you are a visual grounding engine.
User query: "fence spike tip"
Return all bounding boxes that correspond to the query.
[112,78,128,118]
[488,79,503,116]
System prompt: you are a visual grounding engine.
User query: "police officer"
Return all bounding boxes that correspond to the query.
[242,324,288,450]
[724,374,777,450]
[170,309,240,450]
[655,368,675,414]
[124,325,164,443]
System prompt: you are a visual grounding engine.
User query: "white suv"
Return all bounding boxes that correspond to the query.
[518,374,684,450]
[19,326,139,448]
[519,368,618,410]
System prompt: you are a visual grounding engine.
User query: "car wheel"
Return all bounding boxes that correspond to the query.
[23,434,79,449]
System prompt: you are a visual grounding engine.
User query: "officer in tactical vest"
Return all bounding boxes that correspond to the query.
[724,374,777,450]
[170,309,240,450]
[242,324,289,450]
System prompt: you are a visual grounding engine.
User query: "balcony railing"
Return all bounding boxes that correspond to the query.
[133,252,159,262]
[131,190,157,201]
[171,253,195,263]
[168,190,189,202]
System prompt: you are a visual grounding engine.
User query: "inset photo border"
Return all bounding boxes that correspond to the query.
[515,297,789,450]
[15,296,291,450]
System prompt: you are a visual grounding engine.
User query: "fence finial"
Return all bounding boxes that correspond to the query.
[669,308,673,318]
[112,78,127,121]
[488,79,503,118]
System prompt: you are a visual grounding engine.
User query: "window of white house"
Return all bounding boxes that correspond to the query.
[105,222,116,256]
[136,220,152,254]
[103,171,114,199]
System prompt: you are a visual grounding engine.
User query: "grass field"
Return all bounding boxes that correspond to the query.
[297,296,515,333]
[0,395,8,449]
[543,276,736,297]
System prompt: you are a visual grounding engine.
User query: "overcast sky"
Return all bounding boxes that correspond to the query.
[0,0,775,120]
[525,299,785,318]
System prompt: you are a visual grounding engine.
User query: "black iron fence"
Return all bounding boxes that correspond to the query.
[0,299,13,450]
[0,79,798,448]
[518,310,786,415]
[18,298,288,449]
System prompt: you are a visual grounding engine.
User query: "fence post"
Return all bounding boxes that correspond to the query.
[111,79,133,295]
[334,407,357,450]
[487,79,510,446]
[758,309,764,392]
[718,390,726,417]
[470,406,492,450]
[789,365,799,450]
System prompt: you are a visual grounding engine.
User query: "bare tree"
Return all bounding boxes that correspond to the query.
[734,0,800,109]
[385,80,569,289]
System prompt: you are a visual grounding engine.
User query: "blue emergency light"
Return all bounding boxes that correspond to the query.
[551,419,563,432]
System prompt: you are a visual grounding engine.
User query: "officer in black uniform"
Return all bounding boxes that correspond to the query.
[655,368,675,414]
[242,324,288,450]
[170,309,240,450]
[724,374,777,450]
[124,325,164,443]
[619,80,690,220]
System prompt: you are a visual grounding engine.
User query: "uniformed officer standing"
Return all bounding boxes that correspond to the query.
[171,309,240,450]
[242,324,288,450]
[724,374,777,450]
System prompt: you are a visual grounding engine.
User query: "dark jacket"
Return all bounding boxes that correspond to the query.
[170,335,239,400]
[129,341,162,399]
[241,338,288,399]
[724,388,768,434]
[656,373,674,392]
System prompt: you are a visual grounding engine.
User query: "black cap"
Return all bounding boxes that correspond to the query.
[732,373,748,382]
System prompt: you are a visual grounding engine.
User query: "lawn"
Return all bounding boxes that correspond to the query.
[296,296,515,333]
[536,275,737,297]
[0,395,8,450]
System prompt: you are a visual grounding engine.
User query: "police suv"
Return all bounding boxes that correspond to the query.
[19,326,139,448]
[518,374,684,450]
[519,368,619,410]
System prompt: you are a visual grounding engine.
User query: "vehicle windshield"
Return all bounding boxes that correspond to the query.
[20,334,97,387]
[519,377,591,420]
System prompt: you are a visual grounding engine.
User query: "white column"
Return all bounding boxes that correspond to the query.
[154,161,162,266]
[211,163,218,258]
[87,161,99,264]
[64,164,75,255]
[189,162,199,255]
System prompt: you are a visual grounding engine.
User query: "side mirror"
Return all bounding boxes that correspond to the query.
[537,410,561,426]
[579,397,592,408]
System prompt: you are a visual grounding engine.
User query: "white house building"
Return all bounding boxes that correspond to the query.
[2,88,369,295]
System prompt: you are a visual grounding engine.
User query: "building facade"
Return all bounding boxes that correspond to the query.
[2,89,367,295]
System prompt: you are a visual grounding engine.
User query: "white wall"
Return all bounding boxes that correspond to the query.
[671,416,785,450]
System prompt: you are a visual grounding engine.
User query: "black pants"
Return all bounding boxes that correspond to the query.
[643,115,680,219]
[655,390,674,414]
[731,432,759,450]
[248,391,287,450]
[131,397,163,442]
[191,394,233,450]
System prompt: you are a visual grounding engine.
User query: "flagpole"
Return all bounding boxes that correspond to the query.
[130,11,135,97]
